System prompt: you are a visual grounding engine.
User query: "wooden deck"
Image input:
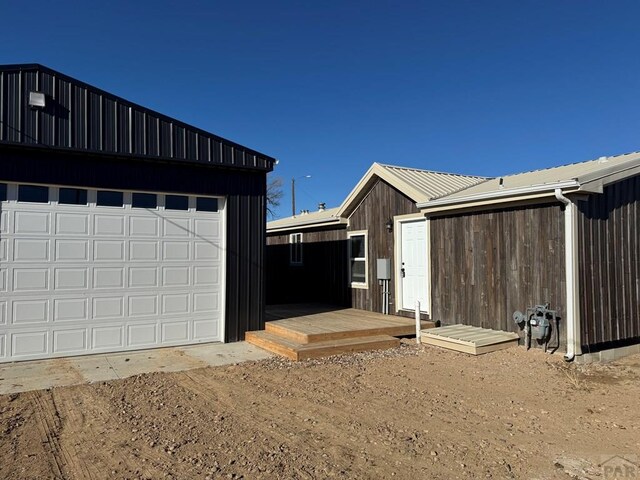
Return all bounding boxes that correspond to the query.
[420,324,520,355]
[247,305,435,361]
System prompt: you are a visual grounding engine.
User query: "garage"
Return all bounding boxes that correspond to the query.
[0,64,275,361]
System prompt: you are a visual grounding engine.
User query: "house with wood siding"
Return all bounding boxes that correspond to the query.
[419,152,640,362]
[266,163,484,318]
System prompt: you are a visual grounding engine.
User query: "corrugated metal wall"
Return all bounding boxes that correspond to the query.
[0,145,267,342]
[0,65,274,171]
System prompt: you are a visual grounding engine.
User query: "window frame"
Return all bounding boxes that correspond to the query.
[348,230,368,289]
[289,232,303,266]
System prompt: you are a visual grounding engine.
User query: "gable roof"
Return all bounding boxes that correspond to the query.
[267,207,347,233]
[418,151,640,212]
[337,163,486,217]
[0,64,275,171]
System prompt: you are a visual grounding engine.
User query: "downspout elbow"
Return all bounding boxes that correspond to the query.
[554,188,570,205]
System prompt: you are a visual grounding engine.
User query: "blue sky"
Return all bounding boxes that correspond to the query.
[2,1,640,218]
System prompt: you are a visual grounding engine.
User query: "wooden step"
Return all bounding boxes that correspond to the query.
[421,324,519,355]
[245,330,400,361]
[265,317,435,344]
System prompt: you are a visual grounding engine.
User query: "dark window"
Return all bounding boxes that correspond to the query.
[165,195,189,211]
[97,190,123,207]
[289,233,303,265]
[349,234,367,284]
[59,188,87,205]
[132,193,157,209]
[0,183,6,201]
[18,185,49,203]
[196,197,218,212]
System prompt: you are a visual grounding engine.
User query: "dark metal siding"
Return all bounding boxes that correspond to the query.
[0,148,266,342]
[578,176,640,351]
[0,64,275,171]
[430,204,567,349]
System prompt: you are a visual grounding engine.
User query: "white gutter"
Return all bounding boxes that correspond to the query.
[554,188,582,361]
[417,179,580,208]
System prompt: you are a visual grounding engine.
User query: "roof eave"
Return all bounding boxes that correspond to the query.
[267,217,348,233]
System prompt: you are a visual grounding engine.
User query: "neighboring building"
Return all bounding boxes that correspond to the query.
[420,152,640,359]
[266,163,484,317]
[0,64,275,362]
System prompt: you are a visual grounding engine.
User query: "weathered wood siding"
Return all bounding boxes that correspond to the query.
[430,204,566,348]
[348,179,419,315]
[266,227,350,306]
[578,176,640,351]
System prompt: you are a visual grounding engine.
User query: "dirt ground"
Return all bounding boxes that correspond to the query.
[1,342,639,480]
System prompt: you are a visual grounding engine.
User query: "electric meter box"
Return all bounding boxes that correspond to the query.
[377,258,391,280]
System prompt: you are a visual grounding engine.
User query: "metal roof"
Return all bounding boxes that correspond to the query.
[267,207,346,233]
[0,64,276,171]
[337,163,486,217]
[419,151,640,210]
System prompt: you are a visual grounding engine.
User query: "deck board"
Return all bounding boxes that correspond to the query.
[421,324,519,355]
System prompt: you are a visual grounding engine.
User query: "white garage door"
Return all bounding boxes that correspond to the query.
[0,182,225,362]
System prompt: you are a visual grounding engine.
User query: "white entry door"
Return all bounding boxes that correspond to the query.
[400,219,428,312]
[0,182,224,363]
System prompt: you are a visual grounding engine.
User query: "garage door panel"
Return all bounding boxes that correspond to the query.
[92,325,124,350]
[93,297,124,319]
[56,213,89,235]
[12,331,48,357]
[128,323,157,347]
[55,240,89,261]
[164,217,191,237]
[194,266,219,286]
[94,241,125,261]
[94,267,125,289]
[1,188,224,362]
[129,267,158,288]
[130,216,159,236]
[15,211,50,234]
[162,293,190,315]
[53,329,87,353]
[94,215,125,236]
[194,242,219,260]
[54,298,89,322]
[163,241,190,261]
[161,321,189,343]
[130,241,158,261]
[13,239,50,262]
[13,268,49,291]
[163,266,190,286]
[54,268,89,290]
[194,219,219,237]
[129,295,158,317]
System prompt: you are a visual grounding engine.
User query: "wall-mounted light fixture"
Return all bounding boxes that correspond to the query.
[385,219,393,232]
[28,91,46,109]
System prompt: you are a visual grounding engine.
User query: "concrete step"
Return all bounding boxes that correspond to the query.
[245,330,400,361]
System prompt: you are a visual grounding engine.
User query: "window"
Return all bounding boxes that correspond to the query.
[289,233,303,265]
[59,188,87,205]
[348,231,367,287]
[132,192,157,209]
[97,190,123,207]
[165,194,189,211]
[18,185,49,203]
[196,197,218,212]
[0,183,6,201]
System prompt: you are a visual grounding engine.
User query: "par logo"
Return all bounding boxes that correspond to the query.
[601,455,638,479]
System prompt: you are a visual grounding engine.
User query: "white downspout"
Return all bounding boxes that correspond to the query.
[554,189,582,361]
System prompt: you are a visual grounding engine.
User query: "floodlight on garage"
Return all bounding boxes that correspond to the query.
[28,91,46,109]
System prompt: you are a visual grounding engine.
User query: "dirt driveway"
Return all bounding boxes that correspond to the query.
[1,342,639,479]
